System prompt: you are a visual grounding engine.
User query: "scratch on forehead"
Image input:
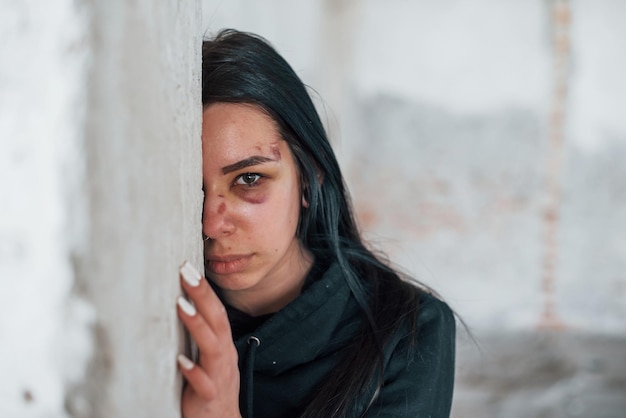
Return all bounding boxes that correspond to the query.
[269,142,282,160]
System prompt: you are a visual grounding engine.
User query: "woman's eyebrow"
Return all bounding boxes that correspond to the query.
[221,155,277,174]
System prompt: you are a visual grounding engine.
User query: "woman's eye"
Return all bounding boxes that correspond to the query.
[235,173,261,186]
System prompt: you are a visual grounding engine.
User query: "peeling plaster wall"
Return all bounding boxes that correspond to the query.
[346,0,626,334]
[1,0,202,416]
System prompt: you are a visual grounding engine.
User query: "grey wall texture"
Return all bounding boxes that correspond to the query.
[73,0,203,416]
[1,0,202,416]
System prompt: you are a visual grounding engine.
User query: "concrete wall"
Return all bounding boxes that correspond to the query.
[202,0,626,417]
[0,0,202,416]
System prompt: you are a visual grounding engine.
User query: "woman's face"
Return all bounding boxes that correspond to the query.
[201,102,310,313]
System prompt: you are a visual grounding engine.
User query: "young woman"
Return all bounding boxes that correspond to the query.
[176,29,456,418]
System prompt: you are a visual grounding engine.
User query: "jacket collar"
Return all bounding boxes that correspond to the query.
[233,262,363,375]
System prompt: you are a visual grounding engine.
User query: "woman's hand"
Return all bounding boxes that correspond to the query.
[177,261,241,418]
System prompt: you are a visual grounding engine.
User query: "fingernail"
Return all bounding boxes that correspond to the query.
[177,354,194,370]
[180,260,201,287]
[177,296,196,316]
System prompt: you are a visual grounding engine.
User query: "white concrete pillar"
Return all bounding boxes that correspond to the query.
[0,0,202,416]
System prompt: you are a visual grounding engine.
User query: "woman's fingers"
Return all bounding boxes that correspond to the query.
[177,296,221,356]
[179,352,241,417]
[177,354,217,400]
[177,261,242,417]
[179,261,232,339]
[178,260,239,371]
[178,302,239,373]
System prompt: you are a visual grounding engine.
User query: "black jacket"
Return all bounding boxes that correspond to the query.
[227,262,456,418]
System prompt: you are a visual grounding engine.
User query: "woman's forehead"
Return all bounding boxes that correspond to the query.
[204,105,274,140]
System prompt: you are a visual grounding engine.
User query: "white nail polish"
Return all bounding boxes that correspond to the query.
[180,260,201,287]
[177,296,196,316]
[177,354,195,370]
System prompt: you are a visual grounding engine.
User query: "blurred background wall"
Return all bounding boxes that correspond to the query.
[202,0,625,417]
[0,0,201,416]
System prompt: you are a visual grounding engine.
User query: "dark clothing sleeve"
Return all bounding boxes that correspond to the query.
[363,295,456,418]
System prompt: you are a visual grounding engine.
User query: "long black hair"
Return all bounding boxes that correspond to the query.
[202,29,423,417]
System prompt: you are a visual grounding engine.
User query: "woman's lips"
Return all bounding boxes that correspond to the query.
[206,254,253,275]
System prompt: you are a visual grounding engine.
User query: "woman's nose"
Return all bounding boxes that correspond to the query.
[202,193,234,239]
